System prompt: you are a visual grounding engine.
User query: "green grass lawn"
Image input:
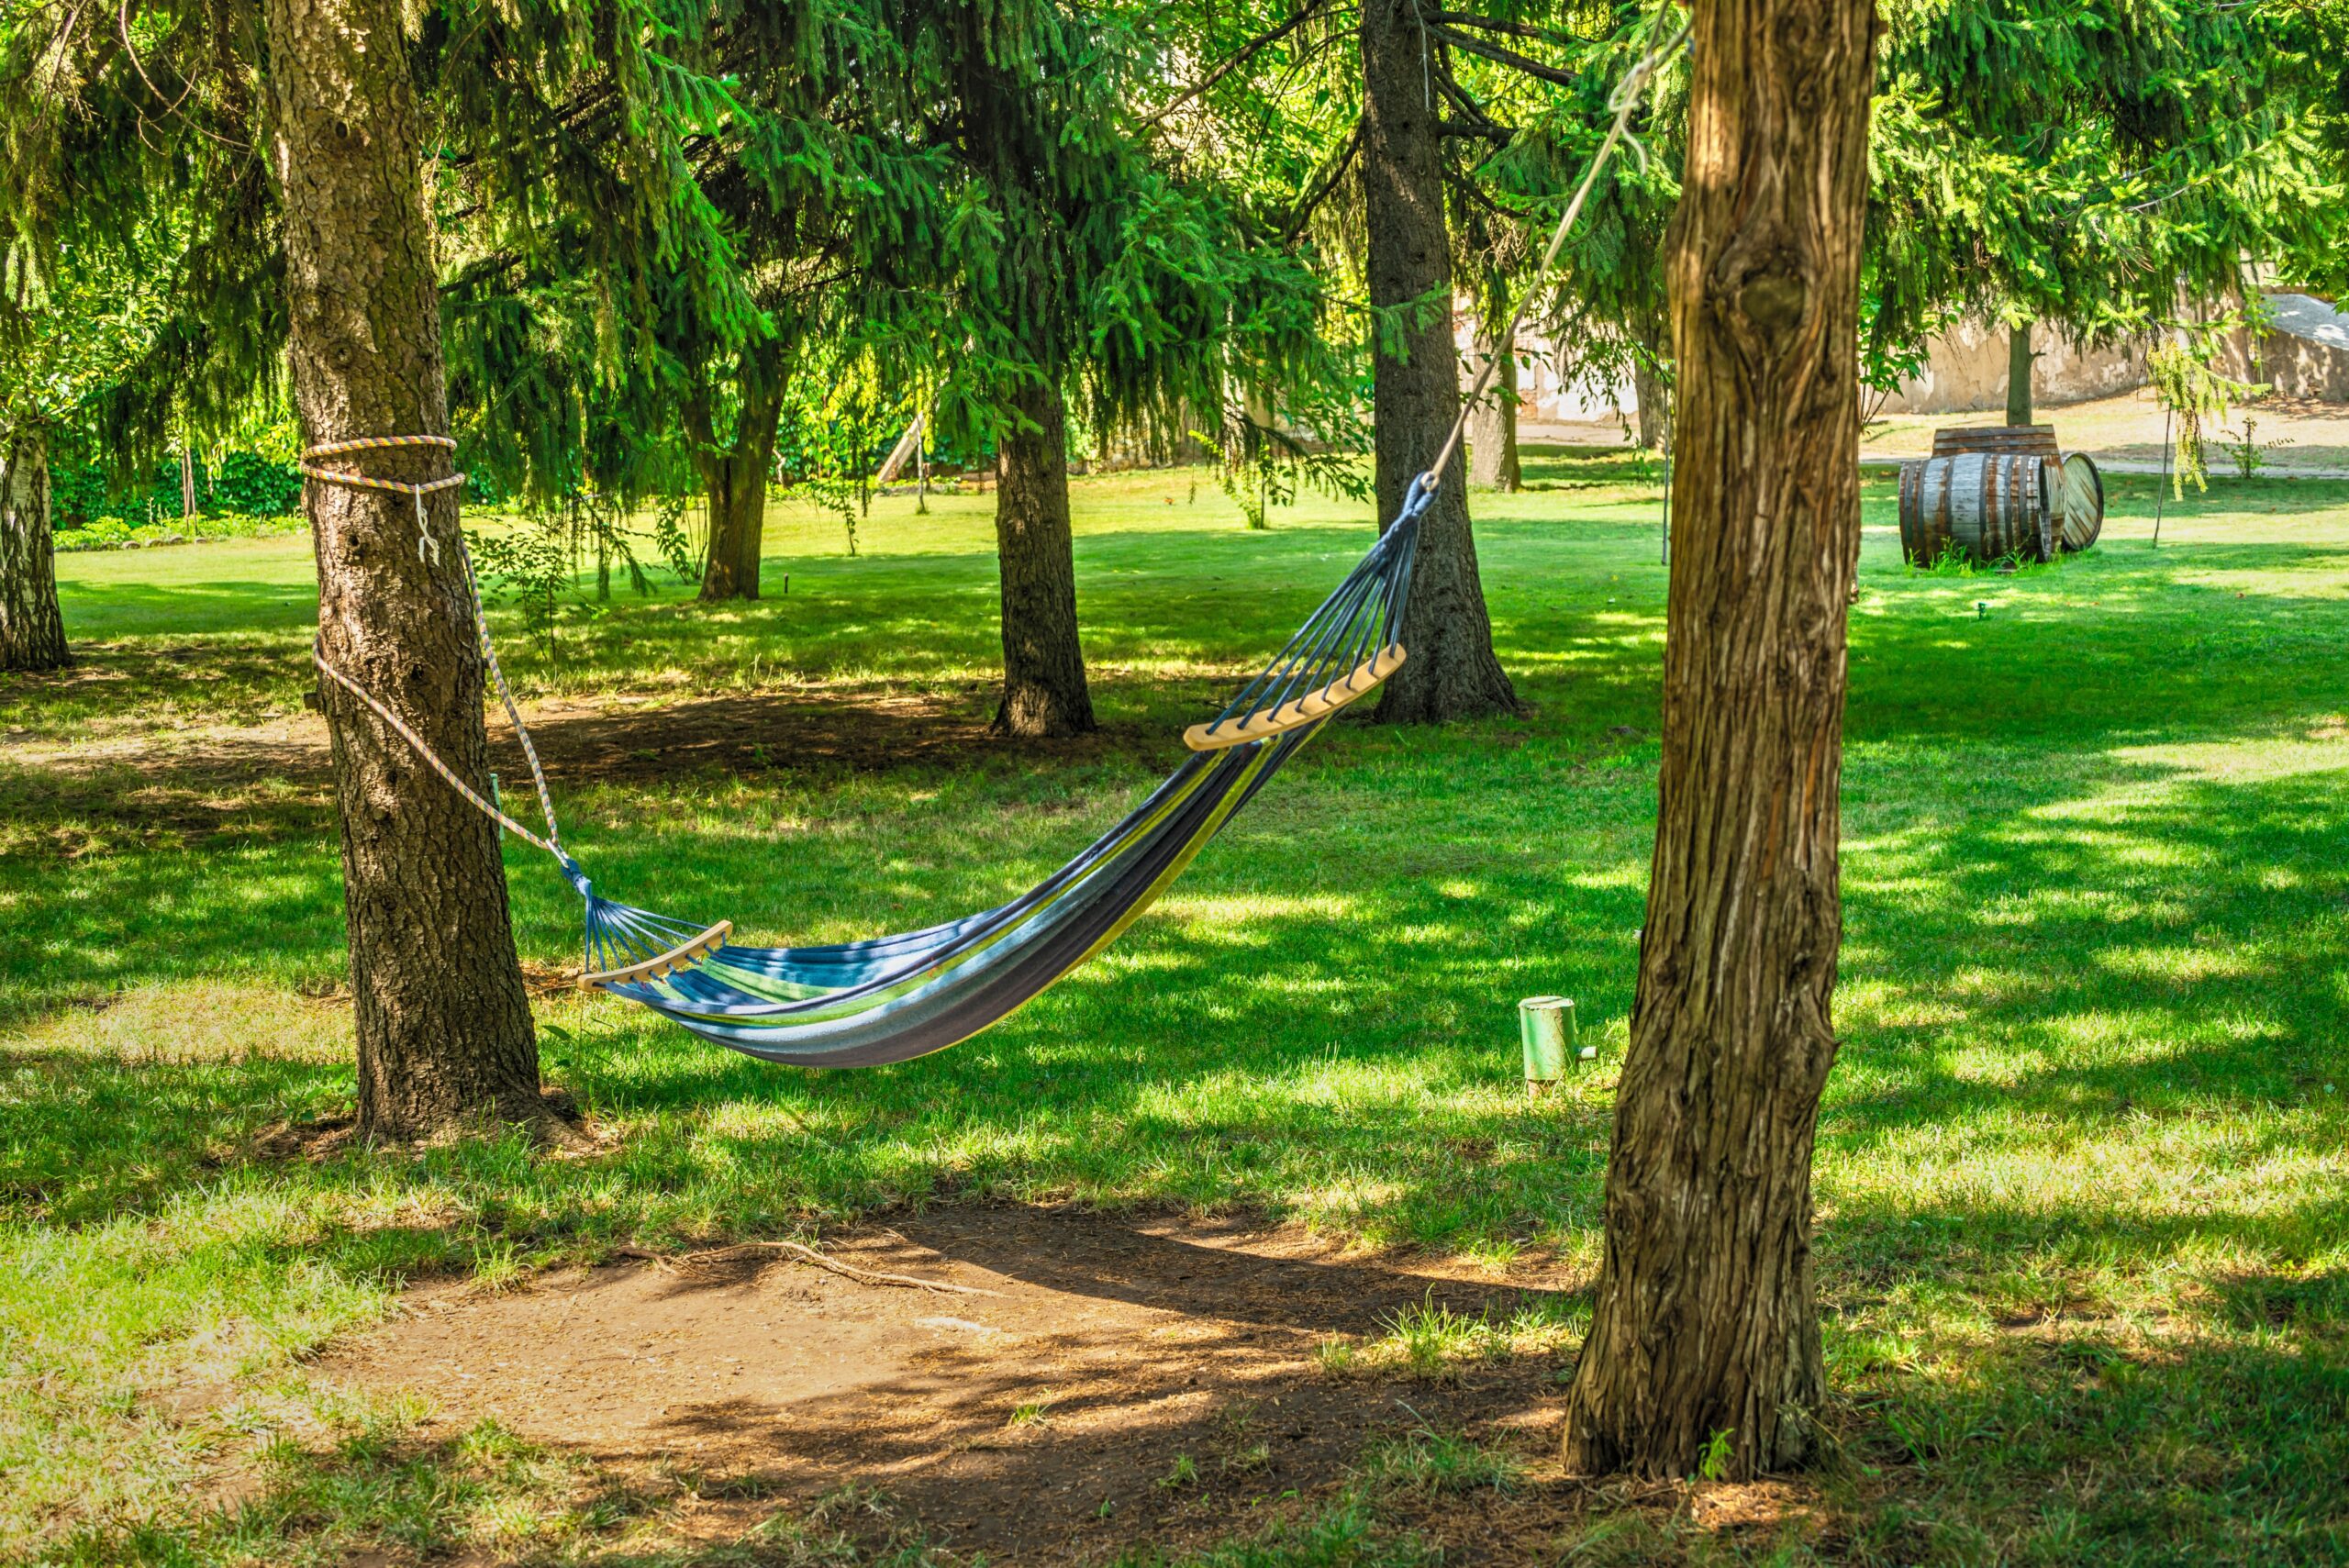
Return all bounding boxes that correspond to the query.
[3,450,2346,1564]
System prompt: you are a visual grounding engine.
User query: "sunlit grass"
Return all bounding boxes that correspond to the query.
[2,451,2346,1561]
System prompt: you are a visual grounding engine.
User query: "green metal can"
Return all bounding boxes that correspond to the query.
[1519,995,1576,1089]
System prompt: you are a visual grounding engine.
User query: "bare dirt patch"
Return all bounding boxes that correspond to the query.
[325,1207,1611,1562]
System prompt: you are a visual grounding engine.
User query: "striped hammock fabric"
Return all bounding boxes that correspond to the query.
[574,501,1422,1066]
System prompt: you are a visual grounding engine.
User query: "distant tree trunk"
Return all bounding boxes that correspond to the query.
[0,429,69,673]
[915,418,930,516]
[1361,0,1518,724]
[1631,306,1673,452]
[1561,0,1875,1481]
[1631,358,1670,450]
[2006,318,2034,427]
[992,377,1095,737]
[179,446,197,518]
[263,0,549,1141]
[691,344,786,603]
[1467,331,1522,491]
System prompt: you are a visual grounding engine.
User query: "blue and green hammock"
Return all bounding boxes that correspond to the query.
[572,495,1419,1067]
[312,469,1426,1068]
[305,17,1681,1068]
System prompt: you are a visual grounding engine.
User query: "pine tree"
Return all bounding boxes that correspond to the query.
[431,0,884,602]
[1143,1,1684,719]
[889,0,1349,737]
[3,0,740,1139]
[1869,0,2335,390]
[0,6,281,672]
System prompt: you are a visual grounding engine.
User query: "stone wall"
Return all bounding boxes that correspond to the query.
[1876,318,2149,415]
[2214,294,2349,402]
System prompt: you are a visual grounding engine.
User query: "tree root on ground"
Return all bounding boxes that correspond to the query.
[611,1239,1005,1296]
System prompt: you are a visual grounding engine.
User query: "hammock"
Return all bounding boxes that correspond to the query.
[314,466,1424,1067]
[575,506,1418,1066]
[302,20,1681,1068]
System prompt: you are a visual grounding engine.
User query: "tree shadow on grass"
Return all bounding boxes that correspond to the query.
[1830,759,2348,1124]
[0,636,312,732]
[4,495,2346,1255]
[5,722,2344,1564]
[1829,1322,2349,1565]
[4,687,2344,1261]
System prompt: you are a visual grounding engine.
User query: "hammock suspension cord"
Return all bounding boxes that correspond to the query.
[304,435,581,883]
[1422,16,1688,492]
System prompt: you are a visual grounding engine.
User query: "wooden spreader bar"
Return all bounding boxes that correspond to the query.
[1183,644,1406,752]
[581,920,734,989]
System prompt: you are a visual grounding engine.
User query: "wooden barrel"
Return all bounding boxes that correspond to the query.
[2051,452,2104,551]
[1932,424,2061,461]
[1898,452,2053,565]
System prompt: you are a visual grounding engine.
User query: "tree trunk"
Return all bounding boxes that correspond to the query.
[992,376,1095,737]
[1361,0,1518,724]
[2006,318,2034,427]
[1561,0,1875,1481]
[697,447,771,603]
[1631,306,1674,452]
[263,0,547,1141]
[0,429,69,673]
[1466,331,1522,491]
[179,446,197,518]
[1631,356,1669,450]
[693,347,787,603]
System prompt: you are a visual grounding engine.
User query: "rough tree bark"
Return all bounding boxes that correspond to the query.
[0,429,69,672]
[263,0,549,1140]
[1466,331,1522,492]
[1361,0,1518,723]
[992,377,1095,737]
[689,343,787,602]
[2006,317,2035,428]
[1561,0,1875,1481]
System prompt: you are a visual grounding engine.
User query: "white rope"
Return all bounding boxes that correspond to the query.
[311,648,562,856]
[1420,17,1690,495]
[300,434,573,868]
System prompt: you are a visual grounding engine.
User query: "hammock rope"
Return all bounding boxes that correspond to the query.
[306,434,577,878]
[298,18,1687,1066]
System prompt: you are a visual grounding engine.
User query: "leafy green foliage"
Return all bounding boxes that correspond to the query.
[0,241,173,465]
[774,351,912,557]
[464,500,685,663]
[2148,343,2265,498]
[1870,0,2337,357]
[877,2,1361,484]
[50,441,301,528]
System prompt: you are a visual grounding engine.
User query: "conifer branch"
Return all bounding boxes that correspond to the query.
[1281,122,1361,244]
[1430,12,1571,45]
[1142,0,1334,128]
[1425,22,1580,89]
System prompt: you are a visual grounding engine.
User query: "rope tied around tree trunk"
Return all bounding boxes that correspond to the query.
[300,434,586,894]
